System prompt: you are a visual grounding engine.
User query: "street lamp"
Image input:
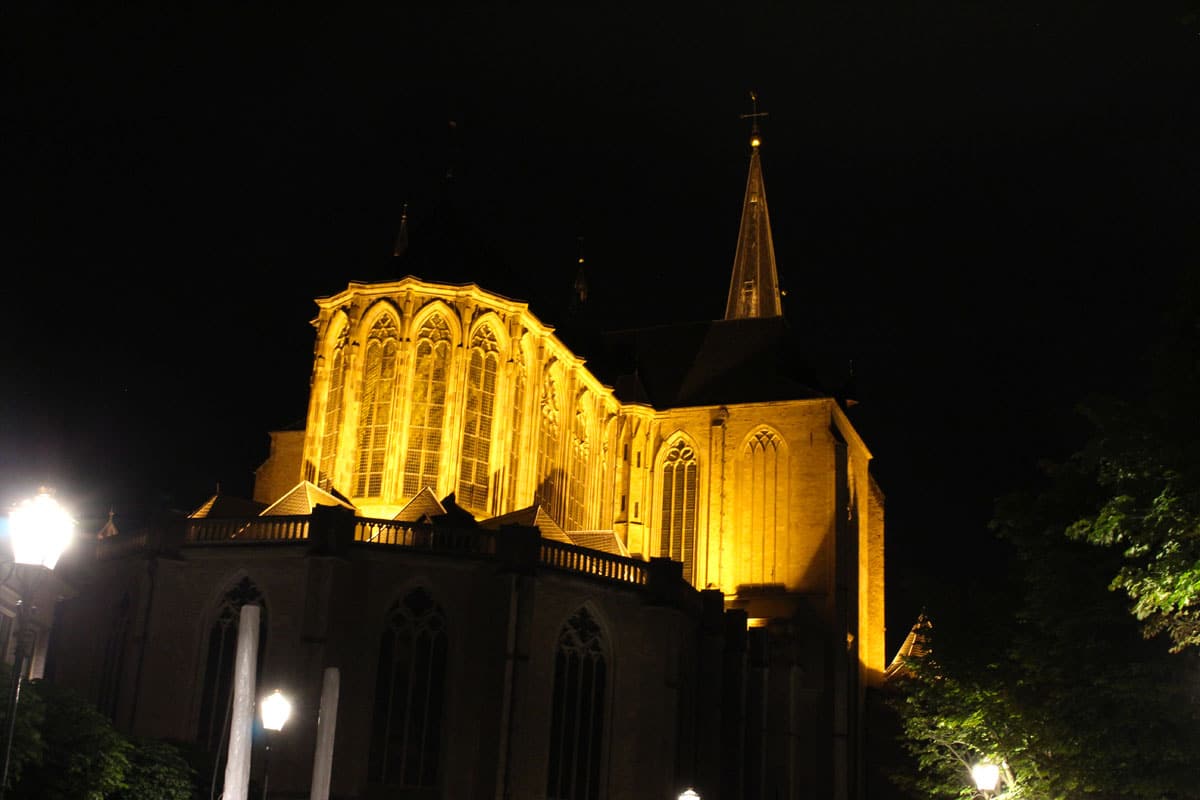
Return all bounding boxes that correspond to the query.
[678,790,701,800]
[260,689,292,799]
[972,761,1001,797]
[0,489,74,799]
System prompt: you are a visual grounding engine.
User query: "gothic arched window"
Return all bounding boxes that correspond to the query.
[353,315,400,498]
[403,315,452,497]
[547,607,607,800]
[534,372,561,521]
[659,441,699,583]
[457,327,499,512]
[197,578,266,754]
[368,587,448,789]
[318,325,348,491]
[98,591,132,720]
[506,343,527,510]
[565,400,588,531]
[741,429,786,584]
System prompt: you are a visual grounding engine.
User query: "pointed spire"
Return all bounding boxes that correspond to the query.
[725,92,783,320]
[392,202,409,258]
[571,235,588,310]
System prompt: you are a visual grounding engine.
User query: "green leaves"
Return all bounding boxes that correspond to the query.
[0,673,196,800]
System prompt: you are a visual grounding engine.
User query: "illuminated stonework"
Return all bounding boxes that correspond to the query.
[256,144,887,686]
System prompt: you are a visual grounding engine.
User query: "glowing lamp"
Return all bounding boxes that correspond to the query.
[750,136,761,148]
[972,762,1000,792]
[261,690,292,732]
[9,489,74,569]
[678,790,701,800]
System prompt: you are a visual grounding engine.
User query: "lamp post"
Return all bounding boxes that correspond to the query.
[0,489,73,799]
[971,761,1001,799]
[259,689,292,800]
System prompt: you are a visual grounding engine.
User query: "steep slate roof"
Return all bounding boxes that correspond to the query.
[725,139,783,320]
[188,493,267,519]
[565,530,630,557]
[394,487,447,523]
[593,316,826,408]
[260,481,356,516]
[478,504,573,544]
[885,614,932,680]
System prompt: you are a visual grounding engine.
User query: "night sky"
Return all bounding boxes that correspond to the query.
[5,3,1199,650]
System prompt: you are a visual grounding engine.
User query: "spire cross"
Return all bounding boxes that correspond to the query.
[739,90,769,147]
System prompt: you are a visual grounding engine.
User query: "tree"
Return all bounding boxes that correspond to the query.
[890,469,1200,799]
[11,681,131,800]
[1063,286,1200,652]
[115,739,197,800]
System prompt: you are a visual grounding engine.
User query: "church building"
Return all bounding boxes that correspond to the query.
[46,131,886,800]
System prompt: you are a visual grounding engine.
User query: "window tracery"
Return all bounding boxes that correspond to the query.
[368,587,447,789]
[506,343,527,510]
[403,314,452,497]
[546,607,607,800]
[535,371,561,520]
[457,327,499,512]
[197,578,265,754]
[742,428,785,584]
[659,441,699,583]
[353,315,400,497]
[565,400,589,530]
[318,324,348,491]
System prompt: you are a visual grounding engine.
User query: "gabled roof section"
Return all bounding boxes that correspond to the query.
[885,614,932,681]
[189,493,267,519]
[725,141,783,320]
[565,530,630,557]
[395,487,447,523]
[594,317,826,408]
[260,481,356,517]
[478,504,573,544]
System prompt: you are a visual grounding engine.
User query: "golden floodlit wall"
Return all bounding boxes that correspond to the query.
[269,274,885,681]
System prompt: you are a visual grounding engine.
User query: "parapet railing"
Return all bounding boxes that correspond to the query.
[539,539,648,585]
[96,513,656,590]
[354,519,496,557]
[185,516,311,544]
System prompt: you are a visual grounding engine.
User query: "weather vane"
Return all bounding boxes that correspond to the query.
[739,90,769,148]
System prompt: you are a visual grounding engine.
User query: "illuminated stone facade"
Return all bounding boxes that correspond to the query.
[46,138,887,800]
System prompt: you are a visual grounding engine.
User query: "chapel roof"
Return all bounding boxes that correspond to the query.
[593,316,826,408]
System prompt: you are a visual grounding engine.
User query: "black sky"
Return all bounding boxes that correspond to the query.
[4,3,1199,648]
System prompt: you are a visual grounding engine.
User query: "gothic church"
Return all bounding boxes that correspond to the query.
[47,133,886,800]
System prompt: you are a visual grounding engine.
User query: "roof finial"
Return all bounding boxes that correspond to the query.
[571,235,588,309]
[739,90,769,149]
[393,202,409,258]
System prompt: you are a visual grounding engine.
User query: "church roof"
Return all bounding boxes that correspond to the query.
[188,492,267,519]
[394,487,447,523]
[724,139,783,320]
[593,316,826,408]
[885,614,932,680]
[478,504,573,544]
[260,481,356,516]
[565,530,630,557]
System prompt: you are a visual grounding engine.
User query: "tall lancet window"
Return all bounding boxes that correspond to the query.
[659,441,699,583]
[565,401,588,531]
[547,607,607,800]
[741,429,786,584]
[457,327,499,513]
[197,578,266,754]
[318,325,349,491]
[353,315,400,498]
[368,587,448,790]
[97,591,132,720]
[506,343,527,511]
[403,315,452,497]
[534,372,561,521]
